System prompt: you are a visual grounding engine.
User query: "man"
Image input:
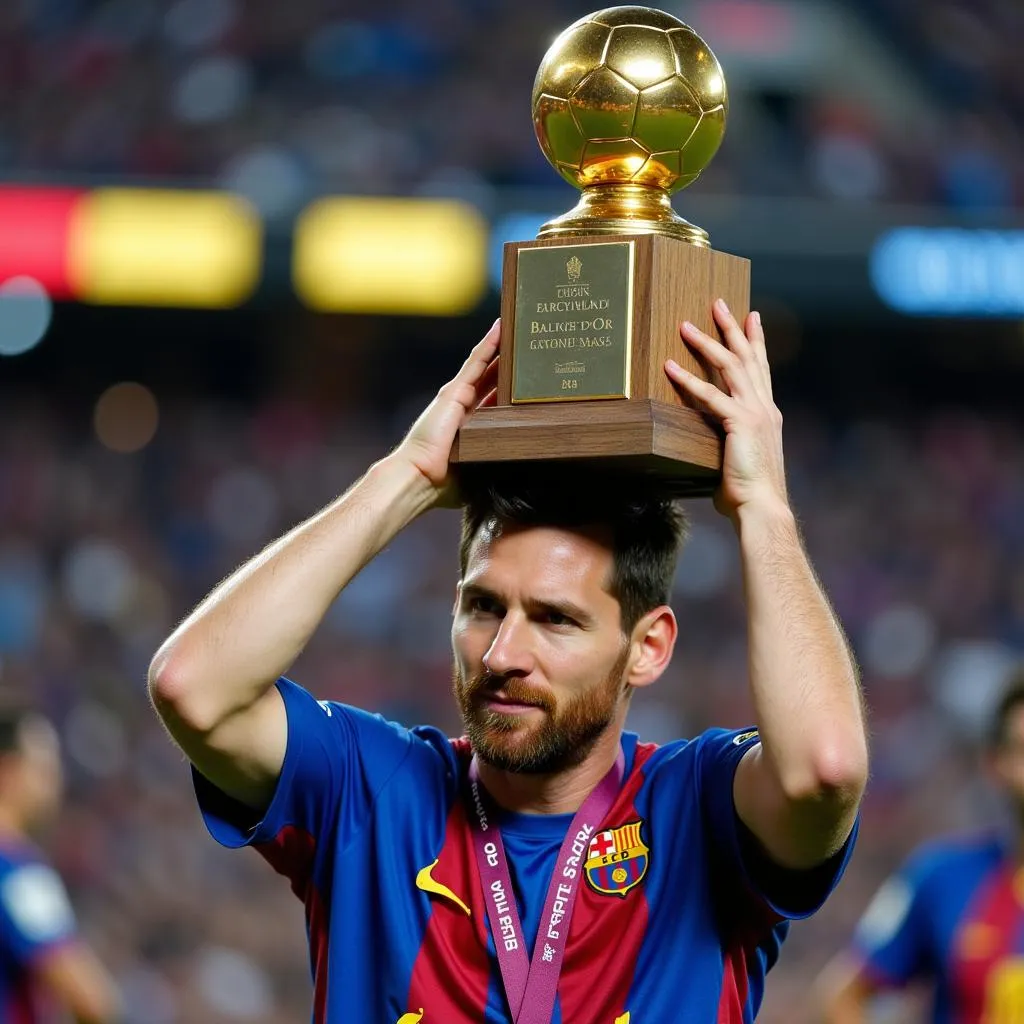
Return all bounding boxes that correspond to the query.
[820,671,1024,1024]
[0,703,120,1023]
[149,302,868,1022]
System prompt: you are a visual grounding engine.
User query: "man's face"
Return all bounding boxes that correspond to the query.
[451,521,632,774]
[992,704,1024,814]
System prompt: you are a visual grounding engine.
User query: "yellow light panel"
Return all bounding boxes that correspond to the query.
[294,198,487,315]
[69,189,262,308]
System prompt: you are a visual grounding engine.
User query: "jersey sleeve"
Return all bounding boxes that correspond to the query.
[696,726,859,920]
[0,863,77,965]
[851,850,935,987]
[193,677,417,856]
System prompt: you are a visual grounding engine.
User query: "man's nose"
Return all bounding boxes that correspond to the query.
[482,613,535,677]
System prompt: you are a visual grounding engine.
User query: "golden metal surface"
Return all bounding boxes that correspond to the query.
[532,6,727,243]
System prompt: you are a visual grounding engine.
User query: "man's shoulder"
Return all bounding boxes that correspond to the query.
[285,679,460,781]
[631,725,760,774]
[354,720,462,794]
[284,685,464,805]
[620,731,703,804]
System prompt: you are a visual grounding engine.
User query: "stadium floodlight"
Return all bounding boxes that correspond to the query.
[293,197,488,315]
[69,189,263,309]
[871,227,1024,317]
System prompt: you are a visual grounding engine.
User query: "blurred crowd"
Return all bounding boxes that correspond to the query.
[0,0,1020,214]
[851,0,1024,210]
[0,388,1021,1023]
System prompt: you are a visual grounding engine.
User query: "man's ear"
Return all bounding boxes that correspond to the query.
[626,605,677,690]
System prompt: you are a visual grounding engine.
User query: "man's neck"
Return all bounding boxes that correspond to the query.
[475,725,625,815]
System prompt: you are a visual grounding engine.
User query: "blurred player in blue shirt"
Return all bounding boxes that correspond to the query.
[0,703,119,1023]
[151,306,869,1022]
[820,671,1024,1023]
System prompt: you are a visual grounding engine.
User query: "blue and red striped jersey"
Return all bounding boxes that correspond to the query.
[0,840,77,1024]
[195,679,857,1023]
[854,835,1024,1023]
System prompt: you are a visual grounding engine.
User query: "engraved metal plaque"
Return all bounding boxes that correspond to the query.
[512,241,634,403]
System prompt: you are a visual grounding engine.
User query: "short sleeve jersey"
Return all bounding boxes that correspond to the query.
[0,841,77,1023]
[854,835,1024,1023]
[195,679,857,1024]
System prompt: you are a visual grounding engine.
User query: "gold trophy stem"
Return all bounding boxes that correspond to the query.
[537,183,709,246]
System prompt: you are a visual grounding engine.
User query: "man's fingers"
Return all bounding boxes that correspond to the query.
[440,353,499,418]
[680,321,734,368]
[478,355,500,396]
[665,359,735,420]
[712,300,769,393]
[679,321,750,399]
[711,299,750,356]
[746,309,766,354]
[456,318,501,385]
[684,299,770,403]
[744,310,773,399]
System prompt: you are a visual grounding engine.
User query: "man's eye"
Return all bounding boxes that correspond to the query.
[545,611,575,627]
[468,596,500,615]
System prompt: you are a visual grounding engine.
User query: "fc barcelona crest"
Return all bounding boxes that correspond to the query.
[585,820,649,898]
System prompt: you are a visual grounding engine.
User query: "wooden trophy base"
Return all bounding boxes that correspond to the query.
[452,232,750,497]
[450,399,721,496]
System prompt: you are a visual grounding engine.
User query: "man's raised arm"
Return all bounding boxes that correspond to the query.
[667,302,868,870]
[148,323,500,810]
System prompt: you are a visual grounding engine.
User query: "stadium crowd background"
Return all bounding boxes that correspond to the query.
[0,0,1023,1021]
[0,0,1020,209]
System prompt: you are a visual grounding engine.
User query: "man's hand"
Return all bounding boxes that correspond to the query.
[394,318,500,508]
[665,300,787,522]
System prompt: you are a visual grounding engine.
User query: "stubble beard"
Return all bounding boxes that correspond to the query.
[453,646,630,775]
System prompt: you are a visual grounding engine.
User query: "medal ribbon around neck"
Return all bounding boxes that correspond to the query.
[466,748,625,1023]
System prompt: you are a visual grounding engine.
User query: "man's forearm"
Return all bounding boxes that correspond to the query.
[737,498,867,809]
[149,454,435,729]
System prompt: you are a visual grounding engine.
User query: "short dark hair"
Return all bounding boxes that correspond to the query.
[458,465,688,632]
[990,670,1024,748]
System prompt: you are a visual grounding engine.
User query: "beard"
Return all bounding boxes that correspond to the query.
[453,645,630,775]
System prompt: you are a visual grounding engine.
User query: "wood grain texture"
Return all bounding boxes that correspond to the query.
[710,248,752,344]
[496,241,519,406]
[451,402,721,496]
[468,234,750,488]
[452,399,723,469]
[645,235,711,405]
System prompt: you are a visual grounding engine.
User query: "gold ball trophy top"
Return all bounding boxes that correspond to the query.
[532,6,728,245]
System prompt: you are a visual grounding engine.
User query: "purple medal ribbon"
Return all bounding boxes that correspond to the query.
[467,749,625,1024]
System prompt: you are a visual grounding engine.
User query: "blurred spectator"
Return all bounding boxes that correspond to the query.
[817,672,1024,1023]
[0,701,121,1023]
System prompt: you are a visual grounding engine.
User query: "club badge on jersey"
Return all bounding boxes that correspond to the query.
[585,820,649,898]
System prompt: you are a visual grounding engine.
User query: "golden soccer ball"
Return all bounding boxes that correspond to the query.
[532,6,727,194]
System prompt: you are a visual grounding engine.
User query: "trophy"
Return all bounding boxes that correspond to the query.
[452,6,749,495]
